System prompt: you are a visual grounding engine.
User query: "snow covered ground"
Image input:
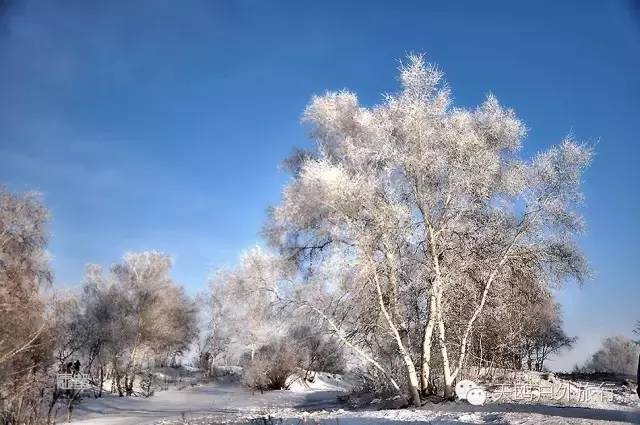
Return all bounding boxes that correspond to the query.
[166,406,640,425]
[63,373,640,425]
[63,380,343,425]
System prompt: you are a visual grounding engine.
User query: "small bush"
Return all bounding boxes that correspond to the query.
[288,325,345,375]
[243,338,301,391]
[351,366,399,398]
[242,358,271,391]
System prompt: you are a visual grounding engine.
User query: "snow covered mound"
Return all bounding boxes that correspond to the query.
[287,371,353,392]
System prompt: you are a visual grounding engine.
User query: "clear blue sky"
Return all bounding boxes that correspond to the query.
[1,0,638,370]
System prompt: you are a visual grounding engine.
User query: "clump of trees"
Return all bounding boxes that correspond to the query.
[579,336,639,377]
[48,254,197,421]
[471,282,575,373]
[199,247,346,391]
[0,187,198,424]
[73,252,198,397]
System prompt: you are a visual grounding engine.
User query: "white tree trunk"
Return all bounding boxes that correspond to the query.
[420,291,436,393]
[370,259,421,407]
[436,288,455,398]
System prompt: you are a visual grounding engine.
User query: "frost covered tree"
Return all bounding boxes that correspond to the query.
[205,247,281,365]
[266,55,591,403]
[203,246,349,389]
[0,187,54,422]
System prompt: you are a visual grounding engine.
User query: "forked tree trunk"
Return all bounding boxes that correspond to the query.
[427,225,458,399]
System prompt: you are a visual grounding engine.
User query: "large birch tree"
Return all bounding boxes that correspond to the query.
[267,55,591,404]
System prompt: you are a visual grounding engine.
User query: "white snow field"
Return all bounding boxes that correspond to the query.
[64,381,341,425]
[64,377,640,425]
